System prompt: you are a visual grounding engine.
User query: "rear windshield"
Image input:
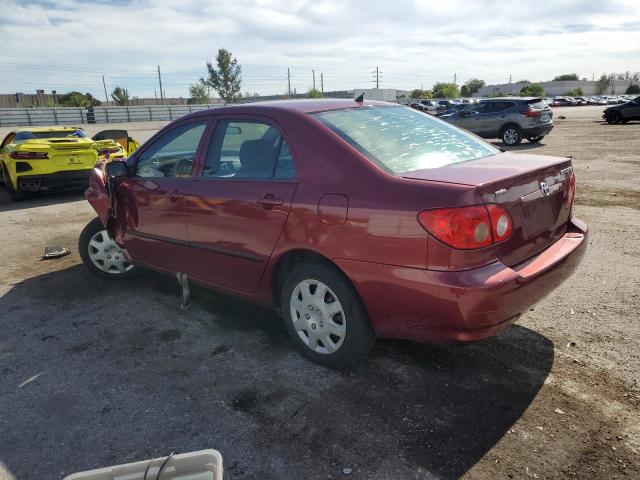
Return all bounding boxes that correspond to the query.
[526,99,548,110]
[312,106,498,173]
[14,130,87,141]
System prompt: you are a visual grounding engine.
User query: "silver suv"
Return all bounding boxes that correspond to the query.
[440,97,553,145]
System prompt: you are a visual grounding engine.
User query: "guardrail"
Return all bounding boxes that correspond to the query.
[0,104,223,127]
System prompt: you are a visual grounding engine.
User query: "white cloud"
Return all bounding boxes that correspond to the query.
[0,0,638,98]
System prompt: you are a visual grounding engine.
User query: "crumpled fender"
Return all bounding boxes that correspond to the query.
[84,160,124,244]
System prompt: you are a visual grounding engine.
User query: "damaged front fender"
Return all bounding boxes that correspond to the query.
[84,160,125,244]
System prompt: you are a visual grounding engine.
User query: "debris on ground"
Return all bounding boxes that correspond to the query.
[41,246,71,260]
[554,408,566,415]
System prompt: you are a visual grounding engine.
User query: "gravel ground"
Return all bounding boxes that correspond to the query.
[0,106,638,479]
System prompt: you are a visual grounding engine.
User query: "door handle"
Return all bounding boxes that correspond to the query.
[257,194,284,209]
[165,188,181,202]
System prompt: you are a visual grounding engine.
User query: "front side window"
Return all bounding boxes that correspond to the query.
[313,106,498,173]
[135,121,206,178]
[203,120,296,180]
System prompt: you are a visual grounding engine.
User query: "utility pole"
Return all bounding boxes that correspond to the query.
[154,89,158,105]
[421,82,424,90]
[102,74,109,103]
[372,66,380,90]
[287,68,291,96]
[454,73,457,85]
[157,65,164,105]
[312,69,316,90]
[509,74,512,84]
[320,73,324,93]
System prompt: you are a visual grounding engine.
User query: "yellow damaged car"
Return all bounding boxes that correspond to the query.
[0,127,139,200]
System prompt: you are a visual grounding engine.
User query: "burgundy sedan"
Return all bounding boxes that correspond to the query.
[80,99,587,367]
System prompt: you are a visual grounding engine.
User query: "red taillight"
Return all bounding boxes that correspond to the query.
[418,205,512,250]
[10,151,48,160]
[523,109,541,117]
[486,205,513,242]
[565,172,576,210]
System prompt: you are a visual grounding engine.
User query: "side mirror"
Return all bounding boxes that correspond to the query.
[105,160,128,178]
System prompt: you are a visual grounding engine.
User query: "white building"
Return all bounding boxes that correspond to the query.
[476,79,635,97]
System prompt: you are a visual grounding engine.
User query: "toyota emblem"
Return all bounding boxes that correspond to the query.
[539,182,551,196]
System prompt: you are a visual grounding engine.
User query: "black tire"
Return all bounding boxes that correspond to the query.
[79,217,137,279]
[2,165,27,201]
[607,111,621,124]
[501,125,523,145]
[527,135,544,143]
[280,261,375,368]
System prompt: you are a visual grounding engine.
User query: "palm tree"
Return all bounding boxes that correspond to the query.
[110,87,129,106]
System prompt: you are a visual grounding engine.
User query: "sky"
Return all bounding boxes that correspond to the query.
[0,0,639,99]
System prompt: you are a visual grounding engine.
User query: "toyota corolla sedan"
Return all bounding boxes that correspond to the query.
[80,99,587,367]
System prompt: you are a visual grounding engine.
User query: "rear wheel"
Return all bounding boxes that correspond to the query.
[527,135,544,143]
[79,217,136,279]
[2,165,27,201]
[281,262,375,368]
[501,125,523,145]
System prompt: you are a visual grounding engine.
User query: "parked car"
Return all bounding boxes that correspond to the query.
[551,97,576,107]
[440,97,553,145]
[0,127,139,200]
[436,103,472,116]
[80,99,587,367]
[408,100,438,114]
[603,95,640,123]
[435,100,454,113]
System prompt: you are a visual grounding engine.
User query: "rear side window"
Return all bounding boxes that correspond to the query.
[203,120,296,180]
[313,106,498,173]
[135,121,207,178]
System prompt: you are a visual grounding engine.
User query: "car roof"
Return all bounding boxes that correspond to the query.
[191,98,395,117]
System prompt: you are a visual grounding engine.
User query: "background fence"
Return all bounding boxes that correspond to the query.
[0,104,224,127]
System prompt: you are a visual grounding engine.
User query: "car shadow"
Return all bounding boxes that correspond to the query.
[491,141,545,151]
[0,186,85,212]
[0,265,554,480]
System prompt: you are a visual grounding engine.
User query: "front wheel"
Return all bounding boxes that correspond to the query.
[607,111,621,124]
[527,135,544,143]
[281,262,375,368]
[501,125,523,145]
[79,217,136,279]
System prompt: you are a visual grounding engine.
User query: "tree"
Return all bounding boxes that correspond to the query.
[307,88,323,98]
[409,88,432,99]
[460,85,471,97]
[201,48,242,103]
[516,79,531,84]
[596,74,612,95]
[463,78,485,96]
[553,74,580,81]
[625,84,640,94]
[432,82,459,98]
[565,87,584,96]
[57,91,101,107]
[188,83,210,104]
[520,84,545,96]
[110,87,129,106]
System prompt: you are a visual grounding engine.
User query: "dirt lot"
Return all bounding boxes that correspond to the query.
[0,106,638,480]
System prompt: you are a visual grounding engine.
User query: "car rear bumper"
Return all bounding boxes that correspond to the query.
[16,169,93,192]
[523,124,554,138]
[336,218,588,343]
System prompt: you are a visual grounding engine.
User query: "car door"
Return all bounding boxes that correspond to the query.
[114,119,209,273]
[625,96,640,119]
[456,102,490,135]
[184,116,298,293]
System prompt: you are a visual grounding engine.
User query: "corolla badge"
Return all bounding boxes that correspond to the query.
[539,182,551,196]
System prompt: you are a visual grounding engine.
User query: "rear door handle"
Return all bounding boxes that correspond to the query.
[165,188,181,202]
[257,194,284,209]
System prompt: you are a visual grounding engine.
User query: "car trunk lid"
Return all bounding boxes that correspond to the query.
[403,152,574,266]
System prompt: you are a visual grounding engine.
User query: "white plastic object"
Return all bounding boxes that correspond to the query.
[63,449,223,480]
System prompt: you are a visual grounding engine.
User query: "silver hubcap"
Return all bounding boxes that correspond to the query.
[88,230,133,274]
[504,129,519,144]
[290,279,346,354]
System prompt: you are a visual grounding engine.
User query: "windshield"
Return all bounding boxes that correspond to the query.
[313,106,499,173]
[14,130,87,141]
